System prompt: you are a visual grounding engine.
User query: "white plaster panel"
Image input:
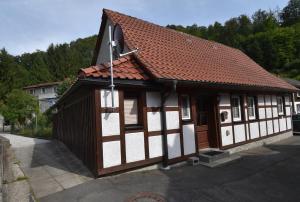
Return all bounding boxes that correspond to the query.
[286,107,291,116]
[147,112,162,132]
[165,93,178,107]
[259,108,266,119]
[265,95,271,105]
[149,135,163,158]
[221,126,233,146]
[250,122,260,139]
[219,94,231,107]
[272,95,277,105]
[257,95,265,106]
[287,117,292,129]
[266,108,272,118]
[273,107,278,118]
[167,133,181,159]
[101,113,120,136]
[183,124,196,155]
[279,118,287,131]
[260,121,267,137]
[220,109,232,124]
[273,120,279,133]
[234,124,246,143]
[267,120,273,135]
[125,132,145,163]
[103,141,121,168]
[100,89,119,108]
[166,111,180,130]
[146,92,161,107]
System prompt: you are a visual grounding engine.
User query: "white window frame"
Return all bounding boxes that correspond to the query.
[297,104,300,114]
[181,95,191,120]
[231,95,242,122]
[277,96,284,116]
[247,96,256,120]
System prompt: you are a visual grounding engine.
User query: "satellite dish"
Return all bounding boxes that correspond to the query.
[113,24,125,58]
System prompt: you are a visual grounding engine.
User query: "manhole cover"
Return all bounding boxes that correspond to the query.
[125,192,166,202]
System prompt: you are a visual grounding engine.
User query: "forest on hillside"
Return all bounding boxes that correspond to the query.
[0,0,299,103]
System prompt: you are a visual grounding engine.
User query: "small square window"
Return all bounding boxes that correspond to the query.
[181,95,191,120]
[231,96,241,122]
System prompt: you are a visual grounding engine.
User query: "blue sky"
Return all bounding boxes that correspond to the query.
[0,0,289,55]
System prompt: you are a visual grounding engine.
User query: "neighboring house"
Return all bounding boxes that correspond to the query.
[283,78,300,114]
[52,9,297,177]
[24,82,61,113]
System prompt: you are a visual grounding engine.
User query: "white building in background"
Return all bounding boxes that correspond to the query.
[24,82,61,113]
[283,78,300,114]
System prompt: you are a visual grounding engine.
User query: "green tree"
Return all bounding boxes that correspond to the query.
[56,76,76,98]
[281,0,300,26]
[0,89,38,131]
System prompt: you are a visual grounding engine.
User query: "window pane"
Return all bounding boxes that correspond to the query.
[232,97,240,119]
[297,104,300,113]
[124,98,138,125]
[277,97,283,114]
[181,96,190,119]
[247,97,255,118]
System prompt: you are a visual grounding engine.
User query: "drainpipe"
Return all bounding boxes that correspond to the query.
[160,80,177,169]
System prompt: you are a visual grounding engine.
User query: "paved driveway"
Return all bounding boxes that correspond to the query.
[0,134,93,199]
[41,136,300,202]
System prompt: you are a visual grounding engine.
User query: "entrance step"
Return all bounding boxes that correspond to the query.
[197,149,242,168]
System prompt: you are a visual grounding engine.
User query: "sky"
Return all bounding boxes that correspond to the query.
[0,0,290,56]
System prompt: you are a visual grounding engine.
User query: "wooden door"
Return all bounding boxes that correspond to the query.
[196,97,210,149]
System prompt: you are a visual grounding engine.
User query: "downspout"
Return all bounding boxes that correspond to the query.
[160,80,177,169]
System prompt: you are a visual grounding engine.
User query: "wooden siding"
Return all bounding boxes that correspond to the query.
[53,87,98,176]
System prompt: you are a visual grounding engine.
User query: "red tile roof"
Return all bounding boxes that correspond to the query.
[79,56,149,80]
[23,81,61,89]
[90,9,296,91]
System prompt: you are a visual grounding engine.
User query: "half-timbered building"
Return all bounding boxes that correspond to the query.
[52,9,297,177]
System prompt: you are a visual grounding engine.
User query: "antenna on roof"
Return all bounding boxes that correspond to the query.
[108,24,138,108]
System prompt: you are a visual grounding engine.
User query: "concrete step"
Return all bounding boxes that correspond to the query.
[198,150,230,163]
[198,154,241,168]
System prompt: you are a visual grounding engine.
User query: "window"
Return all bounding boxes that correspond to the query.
[42,88,46,94]
[297,92,300,98]
[297,104,300,114]
[277,96,284,115]
[231,96,241,122]
[29,89,34,95]
[124,93,142,129]
[247,96,256,120]
[181,95,191,120]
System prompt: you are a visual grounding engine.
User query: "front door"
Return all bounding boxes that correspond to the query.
[195,96,218,149]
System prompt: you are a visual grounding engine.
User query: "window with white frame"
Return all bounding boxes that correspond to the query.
[247,96,256,120]
[277,96,284,115]
[297,104,300,114]
[181,95,191,120]
[124,93,141,126]
[231,96,242,122]
[42,88,46,94]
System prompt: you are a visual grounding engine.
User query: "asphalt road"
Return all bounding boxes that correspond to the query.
[41,136,300,202]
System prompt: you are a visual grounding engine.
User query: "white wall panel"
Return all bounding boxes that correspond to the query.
[279,118,286,131]
[100,89,119,108]
[166,111,180,130]
[182,124,196,155]
[146,92,161,107]
[167,133,181,159]
[266,108,272,118]
[259,108,266,119]
[149,135,163,158]
[125,132,145,163]
[265,95,271,105]
[101,113,120,136]
[165,93,178,107]
[257,95,265,106]
[219,94,231,106]
[273,107,278,118]
[287,117,292,129]
[221,126,233,146]
[147,112,162,132]
[234,124,246,143]
[260,121,267,137]
[250,122,260,139]
[267,120,273,135]
[220,109,232,124]
[273,120,279,133]
[103,141,121,168]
